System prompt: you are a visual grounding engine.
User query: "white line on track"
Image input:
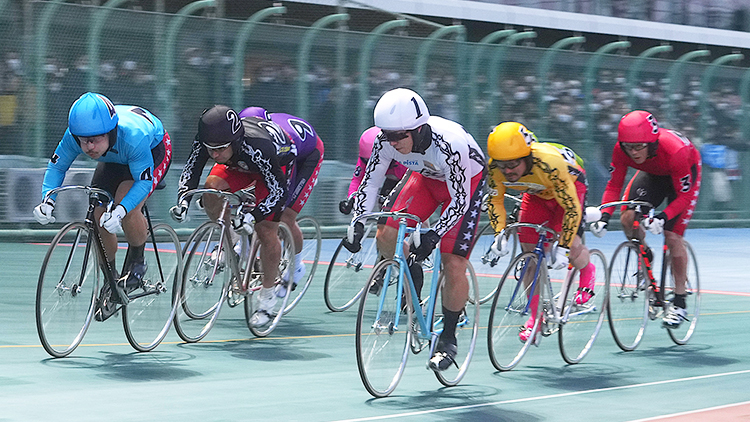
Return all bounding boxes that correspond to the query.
[626,400,750,421]
[331,369,750,422]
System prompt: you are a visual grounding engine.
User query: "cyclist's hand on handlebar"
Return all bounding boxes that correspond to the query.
[551,246,570,270]
[490,233,510,257]
[342,221,364,253]
[411,229,440,262]
[100,204,126,234]
[237,210,255,235]
[169,200,189,222]
[644,213,666,235]
[33,199,56,225]
[338,196,354,215]
[590,212,610,238]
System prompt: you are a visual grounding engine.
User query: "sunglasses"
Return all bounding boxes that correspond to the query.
[620,142,648,152]
[383,130,409,143]
[203,141,232,152]
[492,159,522,170]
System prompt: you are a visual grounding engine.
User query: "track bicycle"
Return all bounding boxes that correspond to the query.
[36,185,182,357]
[597,201,700,351]
[173,188,295,341]
[352,211,480,398]
[472,193,521,304]
[487,221,609,370]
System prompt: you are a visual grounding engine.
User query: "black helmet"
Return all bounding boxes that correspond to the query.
[198,105,244,147]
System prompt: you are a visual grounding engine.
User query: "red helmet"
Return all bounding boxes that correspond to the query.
[618,110,660,143]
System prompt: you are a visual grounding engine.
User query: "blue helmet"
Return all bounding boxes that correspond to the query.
[68,92,118,137]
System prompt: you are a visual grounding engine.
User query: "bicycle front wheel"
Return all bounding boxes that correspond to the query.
[123,223,182,352]
[433,262,480,387]
[281,216,321,314]
[355,258,412,398]
[487,252,544,371]
[558,249,609,364]
[323,222,379,312]
[607,241,649,352]
[665,240,700,345]
[36,222,99,358]
[246,222,296,337]
[173,222,231,343]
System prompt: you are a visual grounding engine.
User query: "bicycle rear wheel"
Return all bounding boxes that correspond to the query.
[433,262,480,387]
[123,223,182,352]
[173,222,231,343]
[607,241,650,351]
[665,240,700,345]
[281,216,321,314]
[246,222,295,337]
[355,258,412,398]
[558,249,609,364]
[36,222,99,358]
[323,222,378,312]
[471,223,518,304]
[487,252,544,371]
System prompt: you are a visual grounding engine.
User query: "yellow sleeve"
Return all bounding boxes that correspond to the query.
[533,155,582,248]
[486,165,508,235]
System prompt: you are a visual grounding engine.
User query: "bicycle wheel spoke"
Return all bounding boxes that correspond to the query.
[173,222,230,343]
[558,249,608,364]
[356,259,411,398]
[433,262,480,386]
[36,223,98,358]
[324,224,378,312]
[607,242,650,351]
[123,223,182,352]
[281,216,321,314]
[487,252,542,371]
[666,241,700,345]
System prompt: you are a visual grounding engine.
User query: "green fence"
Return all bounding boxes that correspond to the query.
[1,1,749,230]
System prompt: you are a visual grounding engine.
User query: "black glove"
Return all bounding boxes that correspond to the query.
[342,221,365,253]
[411,229,440,262]
[339,197,354,215]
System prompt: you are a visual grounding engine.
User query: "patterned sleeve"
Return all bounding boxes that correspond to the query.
[240,140,287,221]
[535,155,581,248]
[600,147,629,216]
[177,138,210,204]
[486,164,508,235]
[347,156,367,198]
[432,137,472,237]
[352,137,390,217]
[663,147,700,220]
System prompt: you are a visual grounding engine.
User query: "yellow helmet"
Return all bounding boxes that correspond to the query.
[487,122,537,161]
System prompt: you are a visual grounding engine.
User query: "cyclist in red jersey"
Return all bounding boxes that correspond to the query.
[591,110,702,329]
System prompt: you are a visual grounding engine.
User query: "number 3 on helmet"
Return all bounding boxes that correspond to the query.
[618,110,660,144]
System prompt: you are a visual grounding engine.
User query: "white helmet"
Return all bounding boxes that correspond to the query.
[373,88,430,131]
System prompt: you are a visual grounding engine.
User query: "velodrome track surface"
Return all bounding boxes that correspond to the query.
[1,228,749,421]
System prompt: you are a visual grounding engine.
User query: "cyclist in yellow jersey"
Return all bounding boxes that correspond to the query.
[485,122,595,343]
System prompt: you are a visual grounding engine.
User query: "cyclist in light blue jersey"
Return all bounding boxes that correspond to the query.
[33,92,172,321]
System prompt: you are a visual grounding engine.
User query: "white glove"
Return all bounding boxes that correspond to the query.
[490,234,510,258]
[169,200,189,222]
[33,199,56,225]
[551,246,570,270]
[590,221,608,238]
[238,211,255,235]
[644,217,665,235]
[100,204,126,234]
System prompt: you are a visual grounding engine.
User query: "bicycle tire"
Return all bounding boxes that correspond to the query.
[246,222,295,337]
[281,216,321,314]
[433,261,480,387]
[323,222,379,312]
[487,251,545,371]
[36,222,98,358]
[355,258,412,398]
[665,240,700,345]
[122,223,182,352]
[173,222,231,343]
[607,241,650,352]
[558,249,609,364]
